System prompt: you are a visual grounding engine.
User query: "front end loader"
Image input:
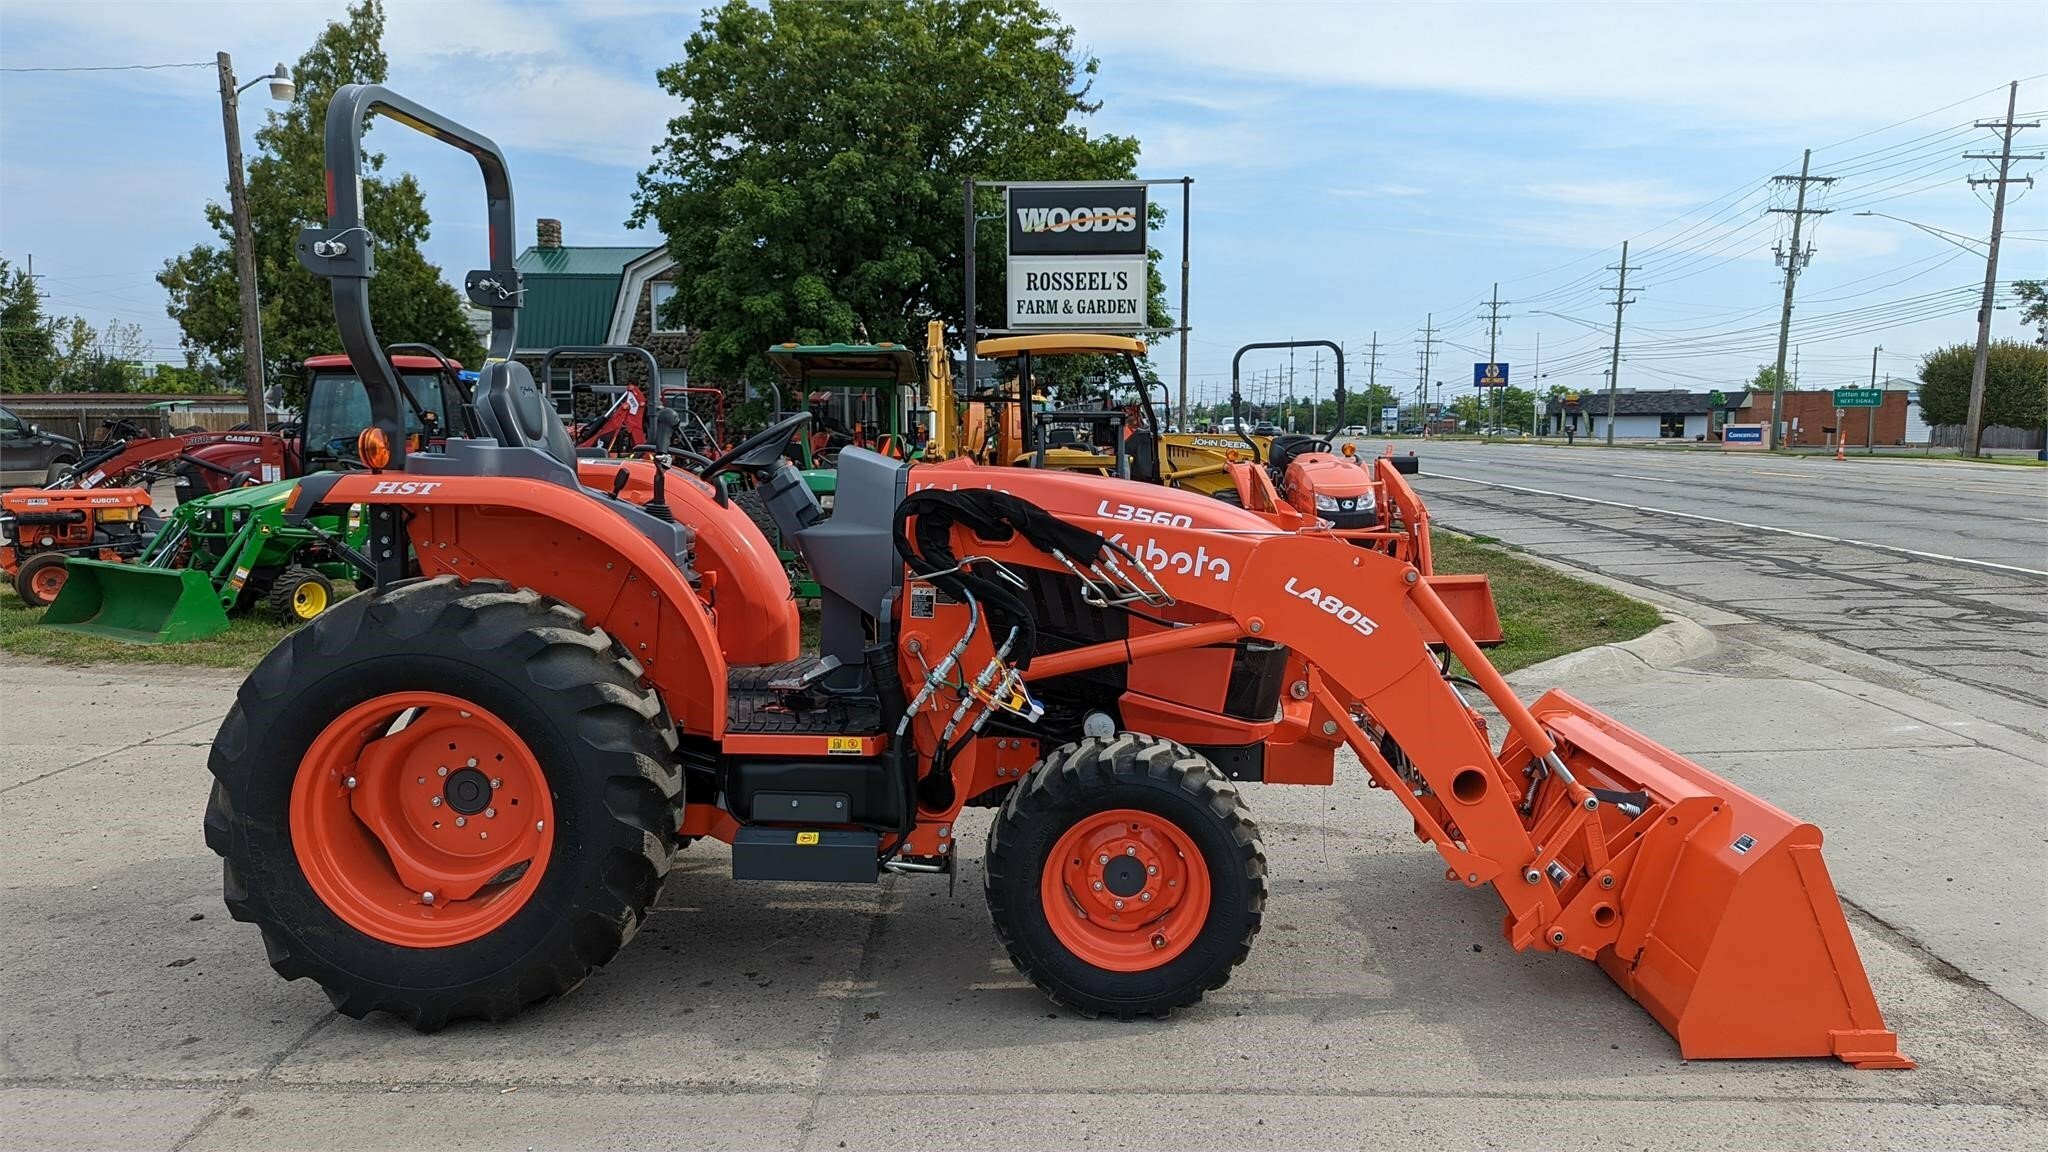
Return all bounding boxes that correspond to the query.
[202,85,1908,1069]
[46,477,368,642]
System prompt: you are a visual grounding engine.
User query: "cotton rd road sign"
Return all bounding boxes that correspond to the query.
[1007,183,1148,332]
[1474,362,1509,388]
[1833,388,1883,408]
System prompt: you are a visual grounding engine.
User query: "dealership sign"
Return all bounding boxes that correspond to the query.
[1007,184,1147,331]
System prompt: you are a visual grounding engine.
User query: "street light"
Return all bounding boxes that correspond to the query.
[217,55,293,429]
[1854,210,2000,457]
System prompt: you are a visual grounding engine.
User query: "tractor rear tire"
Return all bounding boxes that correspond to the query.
[733,488,803,596]
[267,565,337,624]
[203,576,682,1030]
[984,734,1266,1020]
[15,552,72,608]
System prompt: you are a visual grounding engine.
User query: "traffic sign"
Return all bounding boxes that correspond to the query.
[1833,388,1883,408]
[1474,362,1509,389]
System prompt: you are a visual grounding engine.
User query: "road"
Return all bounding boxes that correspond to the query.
[1404,441,2048,741]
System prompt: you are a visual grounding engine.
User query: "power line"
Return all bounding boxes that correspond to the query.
[1960,81,2039,456]
[0,61,212,73]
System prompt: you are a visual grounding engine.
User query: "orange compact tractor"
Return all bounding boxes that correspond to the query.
[206,87,1908,1068]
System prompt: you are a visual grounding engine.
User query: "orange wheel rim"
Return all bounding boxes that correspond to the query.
[30,564,66,602]
[289,692,555,948]
[1041,808,1211,972]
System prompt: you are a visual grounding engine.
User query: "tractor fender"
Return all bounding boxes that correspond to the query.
[293,471,729,738]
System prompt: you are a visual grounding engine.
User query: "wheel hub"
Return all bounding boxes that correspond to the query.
[1042,809,1213,972]
[443,767,492,814]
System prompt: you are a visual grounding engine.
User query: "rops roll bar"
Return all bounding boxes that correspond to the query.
[295,84,520,471]
[1230,341,1346,462]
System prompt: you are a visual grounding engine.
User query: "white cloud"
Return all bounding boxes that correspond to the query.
[1522,180,1697,210]
[1059,0,2046,133]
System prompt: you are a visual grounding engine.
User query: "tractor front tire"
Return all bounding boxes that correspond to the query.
[204,577,682,1030]
[15,552,72,608]
[267,565,337,624]
[984,734,1266,1020]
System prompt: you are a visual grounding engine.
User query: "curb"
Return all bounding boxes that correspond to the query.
[1508,613,1716,685]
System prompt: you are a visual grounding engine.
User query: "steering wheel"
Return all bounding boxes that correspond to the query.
[697,412,811,481]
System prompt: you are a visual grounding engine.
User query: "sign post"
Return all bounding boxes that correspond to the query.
[1832,387,1882,455]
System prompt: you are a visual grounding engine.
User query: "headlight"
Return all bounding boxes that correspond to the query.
[1314,493,1340,511]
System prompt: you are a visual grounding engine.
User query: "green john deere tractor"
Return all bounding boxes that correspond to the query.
[741,342,924,598]
[44,477,370,643]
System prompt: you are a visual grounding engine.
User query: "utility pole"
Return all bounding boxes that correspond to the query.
[1415,314,1440,432]
[1766,149,1836,449]
[1362,331,1383,431]
[218,52,268,430]
[1479,282,1510,436]
[1309,348,1321,435]
[1531,330,1541,435]
[1962,81,2039,457]
[1603,241,1635,445]
[1868,344,1882,456]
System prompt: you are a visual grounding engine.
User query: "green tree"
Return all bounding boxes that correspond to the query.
[2013,280,2048,346]
[1748,364,1786,394]
[632,0,1167,383]
[1917,341,2048,429]
[0,258,58,393]
[158,0,480,401]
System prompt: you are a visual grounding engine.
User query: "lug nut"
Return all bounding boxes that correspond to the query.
[344,776,357,789]
[1113,899,1125,910]
[490,778,501,790]
[536,821,545,832]
[1146,865,1158,876]
[1124,846,1137,856]
[455,816,467,827]
[1140,891,1152,902]
[466,758,478,768]
[1092,881,1103,891]
[430,796,443,807]
[485,807,496,819]
[1098,854,1109,865]
[437,766,448,777]
[421,891,436,905]
[1151,934,1166,949]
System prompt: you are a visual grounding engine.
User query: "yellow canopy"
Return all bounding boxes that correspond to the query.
[976,333,1147,359]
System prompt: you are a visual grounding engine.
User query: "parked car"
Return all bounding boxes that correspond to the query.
[1336,425,1368,437]
[1252,420,1279,436]
[0,406,81,487]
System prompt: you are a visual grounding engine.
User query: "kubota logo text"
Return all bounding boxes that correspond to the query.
[1096,500,1193,528]
[1015,206,1139,234]
[369,480,443,495]
[1285,576,1380,637]
[1108,533,1230,581]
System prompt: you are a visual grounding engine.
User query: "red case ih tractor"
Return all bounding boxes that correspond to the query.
[204,86,1908,1069]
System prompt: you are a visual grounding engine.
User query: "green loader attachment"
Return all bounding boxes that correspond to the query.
[44,477,366,644]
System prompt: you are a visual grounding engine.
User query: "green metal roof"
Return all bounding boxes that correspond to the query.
[512,246,653,351]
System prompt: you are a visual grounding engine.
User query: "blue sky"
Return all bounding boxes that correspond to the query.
[3,0,2044,411]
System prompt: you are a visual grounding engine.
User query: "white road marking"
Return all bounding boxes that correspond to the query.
[1605,472,1683,484]
[1423,471,2048,578]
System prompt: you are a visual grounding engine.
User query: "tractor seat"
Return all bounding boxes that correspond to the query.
[473,360,576,468]
[1267,434,1326,474]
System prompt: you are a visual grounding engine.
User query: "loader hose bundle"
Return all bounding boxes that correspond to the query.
[891,489,1110,670]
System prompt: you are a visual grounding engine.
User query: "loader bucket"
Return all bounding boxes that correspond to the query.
[1500,690,1911,1068]
[42,559,231,644]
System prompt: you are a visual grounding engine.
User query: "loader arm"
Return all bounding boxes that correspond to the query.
[913,496,1907,1068]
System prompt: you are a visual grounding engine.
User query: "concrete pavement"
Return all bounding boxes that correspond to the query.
[3,619,2045,1149]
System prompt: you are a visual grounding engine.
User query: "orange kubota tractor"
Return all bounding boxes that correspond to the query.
[205,87,1908,1069]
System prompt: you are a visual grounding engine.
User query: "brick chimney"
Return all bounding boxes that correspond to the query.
[536,218,563,249]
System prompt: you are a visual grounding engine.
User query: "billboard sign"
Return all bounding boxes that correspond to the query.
[1381,405,1401,422]
[1006,184,1148,331]
[1722,423,1765,448]
[1474,362,1509,389]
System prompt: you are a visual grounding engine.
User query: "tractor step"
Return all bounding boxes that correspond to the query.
[727,659,881,734]
[730,827,880,884]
